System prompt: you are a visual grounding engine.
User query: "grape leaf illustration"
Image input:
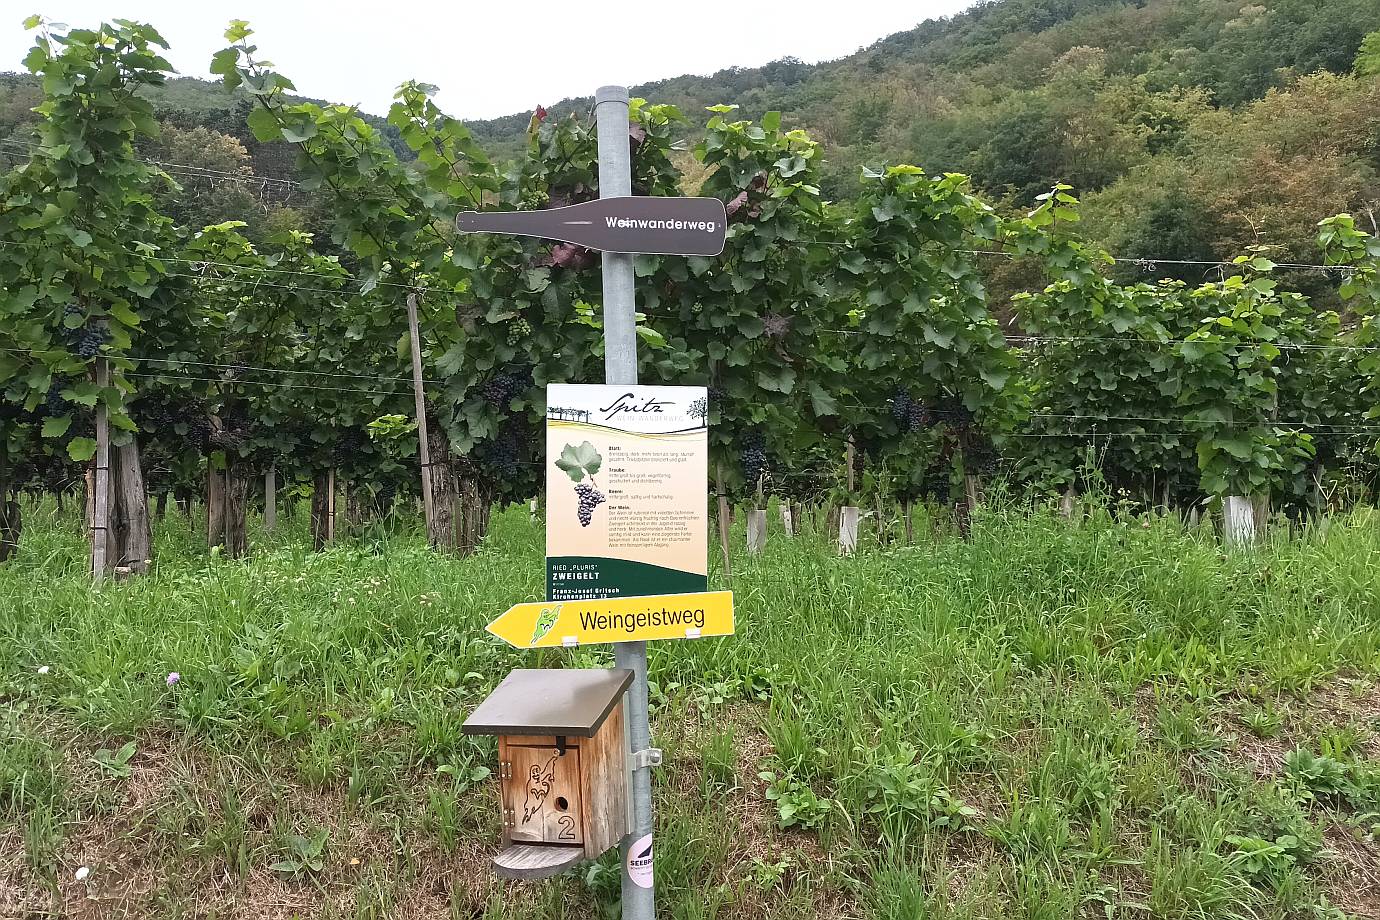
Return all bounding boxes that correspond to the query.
[531,605,561,645]
[555,441,602,483]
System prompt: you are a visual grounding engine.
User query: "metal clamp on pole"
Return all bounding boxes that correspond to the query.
[630,748,663,770]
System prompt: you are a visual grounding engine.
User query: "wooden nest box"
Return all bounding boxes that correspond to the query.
[463,668,633,879]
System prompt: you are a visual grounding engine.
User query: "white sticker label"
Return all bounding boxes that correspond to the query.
[627,833,653,888]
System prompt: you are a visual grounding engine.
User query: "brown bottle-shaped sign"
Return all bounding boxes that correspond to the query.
[456,196,726,257]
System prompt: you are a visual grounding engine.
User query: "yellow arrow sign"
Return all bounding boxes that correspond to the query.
[486,591,734,649]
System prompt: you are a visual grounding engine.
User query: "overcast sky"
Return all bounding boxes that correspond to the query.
[1,1,977,119]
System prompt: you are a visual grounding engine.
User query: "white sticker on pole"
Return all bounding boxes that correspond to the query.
[627,834,654,888]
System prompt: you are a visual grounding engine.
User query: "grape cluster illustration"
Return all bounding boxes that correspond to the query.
[556,440,606,528]
[574,481,606,527]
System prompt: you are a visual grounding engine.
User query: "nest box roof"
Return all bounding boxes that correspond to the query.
[462,668,634,738]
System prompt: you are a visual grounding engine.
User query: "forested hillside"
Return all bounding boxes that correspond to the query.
[470,0,1380,272]
[2,0,1378,267]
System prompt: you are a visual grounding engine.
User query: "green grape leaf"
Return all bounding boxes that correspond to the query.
[41,416,70,438]
[555,441,602,482]
[67,437,96,462]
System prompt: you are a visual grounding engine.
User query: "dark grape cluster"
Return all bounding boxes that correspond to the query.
[332,428,367,464]
[182,412,212,448]
[134,397,211,448]
[923,464,952,503]
[931,396,974,429]
[478,428,522,479]
[479,366,533,408]
[742,431,768,485]
[574,481,605,527]
[506,318,533,346]
[218,408,256,448]
[890,391,933,434]
[135,399,174,431]
[962,432,1000,474]
[42,380,68,418]
[72,321,110,359]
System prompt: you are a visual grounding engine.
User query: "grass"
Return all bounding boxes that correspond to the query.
[1,499,1379,918]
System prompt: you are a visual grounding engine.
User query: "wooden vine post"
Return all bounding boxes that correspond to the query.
[206,461,225,549]
[0,444,17,562]
[715,462,733,584]
[1223,495,1256,547]
[839,436,859,555]
[406,292,437,543]
[112,439,152,573]
[90,357,112,581]
[746,473,766,556]
[224,460,249,558]
[327,468,337,543]
[264,467,277,532]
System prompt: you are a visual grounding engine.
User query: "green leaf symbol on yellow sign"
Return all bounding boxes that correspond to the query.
[531,605,562,645]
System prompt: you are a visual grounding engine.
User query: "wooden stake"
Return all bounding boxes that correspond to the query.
[838,505,859,555]
[327,467,337,543]
[406,293,436,540]
[1223,494,1255,547]
[964,473,981,513]
[310,470,329,551]
[1251,493,1270,540]
[845,436,856,496]
[206,461,225,549]
[1059,484,1077,520]
[112,438,151,573]
[0,444,19,563]
[91,358,111,582]
[715,462,732,584]
[224,458,248,558]
[264,466,277,532]
[746,509,767,555]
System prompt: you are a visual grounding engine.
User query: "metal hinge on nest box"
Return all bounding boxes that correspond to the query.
[500,760,513,780]
[630,748,663,770]
[503,807,515,829]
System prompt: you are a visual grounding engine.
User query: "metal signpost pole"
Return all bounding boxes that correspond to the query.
[595,85,654,920]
